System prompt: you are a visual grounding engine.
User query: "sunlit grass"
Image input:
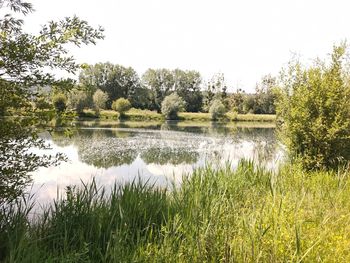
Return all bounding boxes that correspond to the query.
[80,108,276,123]
[2,160,350,262]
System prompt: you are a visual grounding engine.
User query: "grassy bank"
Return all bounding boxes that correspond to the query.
[79,108,276,122]
[1,161,350,262]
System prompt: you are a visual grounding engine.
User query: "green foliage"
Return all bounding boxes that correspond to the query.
[203,73,226,112]
[34,96,51,110]
[112,98,131,115]
[79,63,141,108]
[173,69,203,112]
[52,93,67,114]
[0,0,103,202]
[161,93,185,120]
[67,88,91,113]
[93,89,109,110]
[209,99,226,120]
[276,44,350,170]
[2,161,350,262]
[142,68,203,112]
[142,68,175,111]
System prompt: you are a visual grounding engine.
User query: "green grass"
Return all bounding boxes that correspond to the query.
[123,108,164,121]
[79,108,276,123]
[226,112,276,122]
[1,160,350,262]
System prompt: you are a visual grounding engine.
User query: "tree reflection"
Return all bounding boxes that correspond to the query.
[141,147,199,165]
[79,147,137,168]
[0,118,65,204]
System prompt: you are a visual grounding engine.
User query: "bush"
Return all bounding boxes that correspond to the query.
[276,44,350,170]
[161,93,185,120]
[209,99,226,120]
[93,89,109,110]
[112,98,131,115]
[67,89,90,113]
[52,93,67,114]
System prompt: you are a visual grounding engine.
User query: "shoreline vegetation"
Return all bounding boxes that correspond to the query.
[1,160,350,262]
[79,108,276,122]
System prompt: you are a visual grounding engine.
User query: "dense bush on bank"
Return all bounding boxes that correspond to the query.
[1,160,350,262]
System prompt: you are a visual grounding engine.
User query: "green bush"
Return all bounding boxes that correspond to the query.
[52,93,67,114]
[276,44,350,170]
[112,98,131,115]
[67,89,91,114]
[209,99,226,120]
[161,93,185,120]
[93,89,109,110]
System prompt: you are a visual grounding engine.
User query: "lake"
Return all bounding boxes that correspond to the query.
[30,120,283,204]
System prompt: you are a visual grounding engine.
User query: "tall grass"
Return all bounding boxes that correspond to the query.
[1,160,350,262]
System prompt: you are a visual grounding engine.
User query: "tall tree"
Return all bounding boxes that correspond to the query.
[173,69,203,112]
[203,73,227,112]
[0,0,104,203]
[142,68,174,111]
[79,63,141,108]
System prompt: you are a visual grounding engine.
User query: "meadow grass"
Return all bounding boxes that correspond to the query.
[80,108,276,123]
[123,108,164,121]
[2,160,350,262]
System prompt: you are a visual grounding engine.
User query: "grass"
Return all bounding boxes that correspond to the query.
[1,160,350,262]
[123,108,164,121]
[178,112,276,122]
[79,108,276,123]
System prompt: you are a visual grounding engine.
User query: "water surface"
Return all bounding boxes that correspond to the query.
[30,120,282,204]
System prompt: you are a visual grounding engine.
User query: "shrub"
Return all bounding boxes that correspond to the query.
[209,99,226,120]
[112,98,131,115]
[67,89,90,113]
[93,89,109,110]
[52,93,67,114]
[161,93,185,120]
[276,44,350,170]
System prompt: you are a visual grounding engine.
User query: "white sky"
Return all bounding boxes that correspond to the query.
[22,0,350,92]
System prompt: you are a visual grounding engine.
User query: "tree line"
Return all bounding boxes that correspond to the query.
[45,63,277,115]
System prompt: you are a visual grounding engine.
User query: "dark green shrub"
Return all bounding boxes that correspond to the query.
[52,93,67,114]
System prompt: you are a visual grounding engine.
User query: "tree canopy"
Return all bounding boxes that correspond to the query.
[0,0,104,203]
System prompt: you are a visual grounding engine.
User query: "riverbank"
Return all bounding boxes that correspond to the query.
[1,160,350,262]
[80,108,276,122]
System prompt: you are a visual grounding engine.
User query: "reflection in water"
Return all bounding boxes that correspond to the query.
[141,147,199,165]
[31,121,283,205]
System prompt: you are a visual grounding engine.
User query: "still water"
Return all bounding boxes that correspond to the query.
[30,120,283,204]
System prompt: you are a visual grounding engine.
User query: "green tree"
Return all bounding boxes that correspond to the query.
[112,98,131,116]
[67,88,91,114]
[173,69,203,112]
[52,93,67,114]
[276,44,350,170]
[161,93,185,120]
[142,68,174,112]
[79,63,141,108]
[93,89,108,110]
[203,73,226,112]
[209,99,226,120]
[0,0,103,203]
[228,88,245,113]
[253,74,277,114]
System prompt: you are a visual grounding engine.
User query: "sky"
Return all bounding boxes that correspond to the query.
[21,0,350,92]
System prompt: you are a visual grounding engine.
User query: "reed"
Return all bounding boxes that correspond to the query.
[1,160,350,262]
